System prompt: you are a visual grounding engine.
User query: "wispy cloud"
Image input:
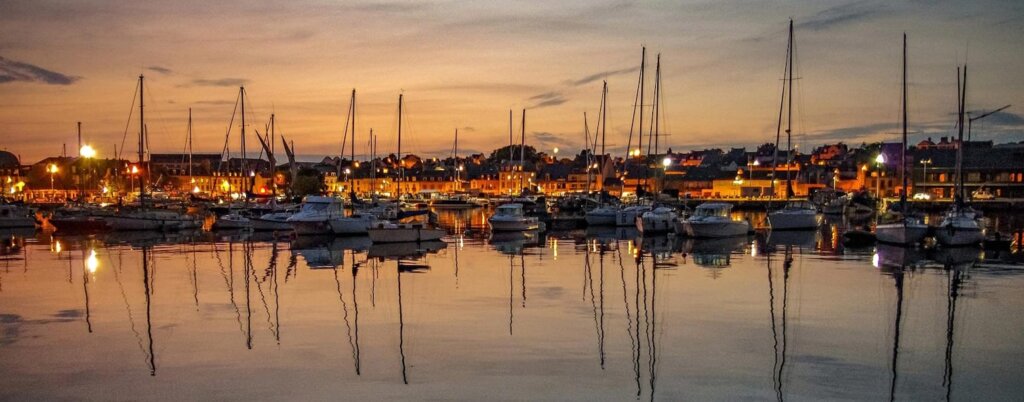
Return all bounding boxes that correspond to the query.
[565,66,638,87]
[0,56,79,85]
[147,65,172,75]
[797,1,887,31]
[528,92,568,109]
[184,78,249,87]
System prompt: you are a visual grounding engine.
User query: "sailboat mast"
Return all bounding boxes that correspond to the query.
[957,66,968,206]
[397,94,403,192]
[900,34,908,206]
[188,108,194,183]
[351,89,356,163]
[585,112,591,193]
[454,128,459,184]
[520,109,526,192]
[138,75,146,200]
[785,19,794,200]
[601,81,607,169]
[638,47,646,170]
[654,53,661,156]
[240,86,248,196]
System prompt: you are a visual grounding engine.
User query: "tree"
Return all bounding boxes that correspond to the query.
[488,145,539,165]
[292,167,323,196]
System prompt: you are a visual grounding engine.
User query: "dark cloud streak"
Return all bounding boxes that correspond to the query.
[0,56,79,85]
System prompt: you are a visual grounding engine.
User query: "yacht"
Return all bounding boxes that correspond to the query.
[875,35,929,247]
[584,205,618,226]
[250,211,295,231]
[286,196,345,235]
[935,207,985,247]
[0,204,36,229]
[211,212,251,230]
[430,194,477,210]
[488,203,541,232]
[768,201,822,231]
[616,204,652,227]
[683,203,751,238]
[328,212,379,235]
[104,208,194,231]
[635,206,679,234]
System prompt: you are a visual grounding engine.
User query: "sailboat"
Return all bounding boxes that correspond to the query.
[430,129,476,209]
[767,20,822,231]
[636,54,682,235]
[488,109,544,232]
[329,89,388,235]
[877,34,928,246]
[368,94,445,243]
[104,75,194,231]
[935,66,985,247]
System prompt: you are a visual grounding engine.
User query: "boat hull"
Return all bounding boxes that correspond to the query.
[251,218,292,231]
[636,214,677,234]
[290,220,332,236]
[367,225,446,243]
[488,218,540,232]
[767,210,821,230]
[0,217,36,229]
[584,210,616,226]
[935,223,984,247]
[328,217,375,235]
[685,220,750,238]
[875,222,928,245]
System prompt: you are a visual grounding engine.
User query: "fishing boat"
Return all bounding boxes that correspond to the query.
[935,65,985,247]
[876,34,928,246]
[765,20,822,232]
[682,202,751,238]
[488,203,541,232]
[286,195,345,235]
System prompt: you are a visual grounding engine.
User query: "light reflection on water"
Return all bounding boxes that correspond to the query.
[0,210,1022,400]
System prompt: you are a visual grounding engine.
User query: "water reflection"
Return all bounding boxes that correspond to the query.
[1,212,1023,399]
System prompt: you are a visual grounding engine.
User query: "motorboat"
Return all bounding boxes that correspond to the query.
[822,195,848,215]
[211,212,252,231]
[286,196,345,235]
[767,201,822,230]
[635,206,678,234]
[935,208,985,247]
[0,204,36,229]
[682,203,750,238]
[251,211,294,231]
[488,203,541,232]
[584,205,617,226]
[328,212,379,235]
[616,204,652,227]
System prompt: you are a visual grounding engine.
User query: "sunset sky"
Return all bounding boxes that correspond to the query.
[1,0,1022,163]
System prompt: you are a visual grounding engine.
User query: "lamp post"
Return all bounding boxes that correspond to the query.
[919,158,932,196]
[47,164,59,191]
[874,153,886,201]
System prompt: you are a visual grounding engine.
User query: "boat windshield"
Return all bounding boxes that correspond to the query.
[497,206,523,217]
[695,206,729,218]
[301,202,336,213]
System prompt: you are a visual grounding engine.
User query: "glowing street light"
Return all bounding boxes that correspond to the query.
[662,157,672,167]
[553,147,559,155]
[79,144,97,159]
[875,154,886,164]
[47,164,59,190]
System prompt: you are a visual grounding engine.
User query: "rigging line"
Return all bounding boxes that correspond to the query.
[218,91,242,172]
[625,51,644,163]
[119,79,141,162]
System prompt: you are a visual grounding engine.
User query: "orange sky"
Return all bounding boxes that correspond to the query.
[1,1,1022,163]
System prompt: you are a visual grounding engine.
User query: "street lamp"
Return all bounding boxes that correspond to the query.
[130,165,139,194]
[874,154,885,200]
[79,145,96,159]
[47,164,59,190]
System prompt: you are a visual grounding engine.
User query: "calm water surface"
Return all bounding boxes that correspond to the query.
[1,210,1023,401]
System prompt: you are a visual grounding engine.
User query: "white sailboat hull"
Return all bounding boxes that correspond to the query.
[328,216,377,235]
[584,208,617,226]
[635,213,677,234]
[685,220,750,238]
[935,214,985,246]
[488,217,540,232]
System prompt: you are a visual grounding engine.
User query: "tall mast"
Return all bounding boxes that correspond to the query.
[77,121,82,156]
[785,19,794,200]
[397,94,403,192]
[900,34,908,208]
[601,81,607,170]
[188,108,194,182]
[508,109,513,166]
[270,113,276,195]
[638,47,646,171]
[351,89,356,163]
[240,86,249,196]
[650,53,661,156]
[138,75,146,201]
[584,112,592,193]
[370,129,376,196]
[956,65,967,207]
[454,128,459,184]
[520,109,526,192]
